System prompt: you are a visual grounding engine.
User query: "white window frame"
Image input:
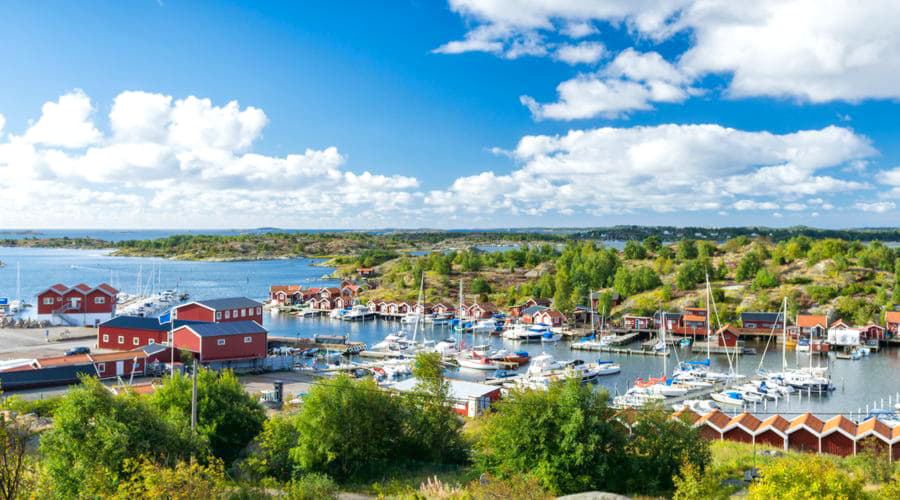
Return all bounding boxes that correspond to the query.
[232,309,238,317]
[224,310,231,319]
[148,339,155,345]
[217,339,226,346]
[241,309,246,317]
[133,337,140,346]
[256,307,261,314]
[118,336,124,344]
[244,336,252,343]
[94,296,106,304]
[43,297,55,305]
[97,362,105,372]
[215,311,222,320]
[102,334,109,342]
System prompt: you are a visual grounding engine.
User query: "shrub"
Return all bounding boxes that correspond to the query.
[286,473,339,500]
[748,455,864,499]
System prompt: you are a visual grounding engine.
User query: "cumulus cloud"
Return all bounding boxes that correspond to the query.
[439,0,900,118]
[855,201,895,213]
[0,90,420,227]
[523,49,693,119]
[554,41,605,65]
[426,124,875,216]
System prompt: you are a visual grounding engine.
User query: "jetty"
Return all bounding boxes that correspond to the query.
[691,342,757,355]
[571,344,670,356]
[268,336,367,355]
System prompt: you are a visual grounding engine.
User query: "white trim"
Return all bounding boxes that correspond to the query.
[97,362,106,372]
[244,336,252,343]
[118,336,124,344]
[102,334,109,342]
[217,338,226,346]
[132,337,140,346]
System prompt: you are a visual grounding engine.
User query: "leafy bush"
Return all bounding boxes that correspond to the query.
[286,473,339,500]
[114,457,228,499]
[747,455,864,499]
[751,268,779,290]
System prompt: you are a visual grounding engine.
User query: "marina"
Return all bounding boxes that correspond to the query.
[0,245,898,418]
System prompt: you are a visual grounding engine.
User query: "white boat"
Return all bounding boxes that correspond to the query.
[400,312,420,325]
[329,308,349,319]
[594,360,621,376]
[473,319,501,333]
[502,323,548,341]
[613,387,665,408]
[540,332,562,343]
[373,331,412,351]
[457,350,505,370]
[433,337,459,355]
[342,304,375,321]
[711,390,744,406]
[673,399,720,413]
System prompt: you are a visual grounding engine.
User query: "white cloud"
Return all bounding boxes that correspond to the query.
[878,167,900,186]
[855,201,895,213]
[440,0,900,112]
[24,90,102,148]
[0,113,5,139]
[426,124,875,216]
[522,49,693,119]
[0,90,420,228]
[554,41,605,65]
[784,203,806,211]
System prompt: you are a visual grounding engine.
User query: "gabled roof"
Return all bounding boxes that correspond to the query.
[90,350,148,362]
[178,320,267,338]
[97,283,119,295]
[857,417,892,440]
[73,283,91,292]
[653,311,682,320]
[536,309,564,318]
[797,314,828,328]
[672,409,701,424]
[758,414,791,434]
[40,283,118,296]
[522,305,549,315]
[683,314,706,323]
[741,311,784,323]
[728,412,762,432]
[788,412,825,433]
[821,415,857,437]
[697,409,731,430]
[270,285,302,293]
[140,343,170,356]
[193,297,263,310]
[50,283,68,293]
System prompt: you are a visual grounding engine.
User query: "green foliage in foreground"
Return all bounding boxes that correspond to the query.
[748,455,865,499]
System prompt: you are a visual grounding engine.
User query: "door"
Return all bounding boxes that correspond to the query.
[116,361,125,376]
[69,297,81,310]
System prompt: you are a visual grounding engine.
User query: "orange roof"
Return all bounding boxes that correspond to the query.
[822,415,857,436]
[685,307,706,313]
[697,409,731,429]
[271,285,302,293]
[789,412,825,433]
[797,314,828,328]
[759,414,791,433]
[90,351,147,362]
[37,354,92,367]
[683,314,706,322]
[97,283,119,295]
[729,412,762,432]
[886,311,900,324]
[857,417,892,439]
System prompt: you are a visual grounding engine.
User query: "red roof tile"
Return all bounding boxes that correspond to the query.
[797,314,828,328]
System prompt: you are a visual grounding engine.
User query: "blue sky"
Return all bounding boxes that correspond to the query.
[1,1,899,229]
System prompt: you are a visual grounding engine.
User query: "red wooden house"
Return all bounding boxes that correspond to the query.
[98,315,203,351]
[468,303,498,319]
[172,320,268,363]
[533,309,565,327]
[269,285,303,305]
[623,315,652,330]
[36,283,118,326]
[521,305,549,324]
[716,324,740,347]
[173,297,263,324]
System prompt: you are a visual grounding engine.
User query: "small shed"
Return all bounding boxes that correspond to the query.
[716,324,741,347]
[390,378,501,417]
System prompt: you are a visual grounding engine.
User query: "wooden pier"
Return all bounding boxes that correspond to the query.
[571,344,670,356]
[358,350,409,359]
[691,342,757,355]
[268,336,367,354]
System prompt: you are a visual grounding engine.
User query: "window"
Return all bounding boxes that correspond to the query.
[217,339,226,346]
[133,337,139,346]
[102,334,109,342]
[94,296,106,304]
[216,311,222,320]
[97,363,105,372]
[244,336,252,343]
[148,339,155,345]
[118,336,124,344]
[232,309,238,317]
[224,310,231,319]
[241,309,246,317]
[256,307,261,314]
[43,297,55,305]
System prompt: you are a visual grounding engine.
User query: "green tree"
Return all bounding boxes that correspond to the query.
[152,369,266,465]
[748,455,864,499]
[0,408,37,499]
[243,414,300,482]
[676,239,698,260]
[751,268,779,290]
[290,375,404,481]
[675,260,704,291]
[400,352,466,464]
[471,277,491,295]
[622,409,711,495]
[40,377,195,496]
[623,240,647,260]
[114,457,228,500]
[642,235,662,253]
[474,379,626,495]
[735,253,762,281]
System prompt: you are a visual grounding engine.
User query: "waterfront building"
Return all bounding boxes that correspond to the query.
[390,377,501,417]
[532,309,565,327]
[796,314,829,337]
[36,283,118,326]
[171,320,268,363]
[173,297,264,324]
[740,311,785,330]
[269,285,303,305]
[97,315,201,351]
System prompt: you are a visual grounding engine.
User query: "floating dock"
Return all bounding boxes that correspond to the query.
[268,336,367,354]
[571,344,670,356]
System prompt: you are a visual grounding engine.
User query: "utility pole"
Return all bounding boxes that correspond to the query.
[191,359,198,433]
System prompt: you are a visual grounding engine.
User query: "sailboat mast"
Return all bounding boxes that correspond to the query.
[662,311,667,377]
[705,273,711,360]
[781,297,787,373]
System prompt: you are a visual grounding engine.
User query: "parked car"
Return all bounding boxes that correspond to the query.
[65,346,91,356]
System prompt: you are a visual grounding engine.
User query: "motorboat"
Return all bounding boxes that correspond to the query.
[613,387,665,408]
[433,337,459,355]
[400,313,420,325]
[343,304,375,321]
[540,331,563,343]
[796,338,810,352]
[329,308,350,320]
[711,390,745,406]
[673,399,720,413]
[595,360,621,376]
[473,319,502,334]
[489,350,530,366]
[502,323,548,341]
[457,350,506,370]
[373,331,414,351]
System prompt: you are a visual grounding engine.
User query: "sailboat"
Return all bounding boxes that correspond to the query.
[9,262,23,313]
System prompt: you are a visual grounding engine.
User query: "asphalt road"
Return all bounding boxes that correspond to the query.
[0,327,100,359]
